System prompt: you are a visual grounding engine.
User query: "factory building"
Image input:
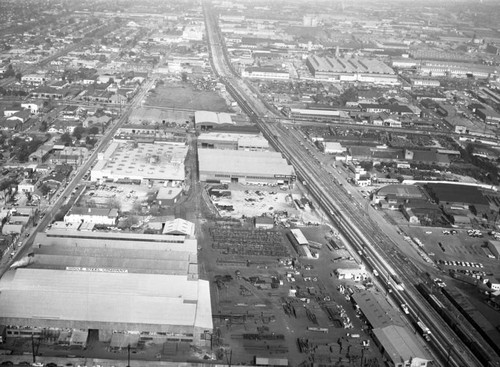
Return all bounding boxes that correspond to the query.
[194,111,234,131]
[198,149,295,185]
[420,61,497,79]
[0,228,212,347]
[91,141,188,186]
[306,55,398,84]
[197,131,269,151]
[241,67,290,80]
[372,325,432,367]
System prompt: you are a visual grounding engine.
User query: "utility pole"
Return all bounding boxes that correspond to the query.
[127,344,131,367]
[31,332,36,364]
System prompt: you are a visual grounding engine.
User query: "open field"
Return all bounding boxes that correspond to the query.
[146,82,229,112]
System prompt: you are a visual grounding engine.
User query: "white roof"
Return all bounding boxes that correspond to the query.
[324,142,345,152]
[372,325,431,364]
[198,149,294,177]
[163,218,195,237]
[0,268,212,330]
[195,111,234,125]
[291,228,308,245]
[92,142,187,182]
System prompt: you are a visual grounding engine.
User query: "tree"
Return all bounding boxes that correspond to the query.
[106,197,122,211]
[15,72,22,81]
[88,126,99,135]
[60,132,73,146]
[85,136,97,148]
[72,125,85,140]
[181,72,188,82]
[39,120,48,132]
[39,184,51,196]
[339,87,358,106]
[4,65,15,78]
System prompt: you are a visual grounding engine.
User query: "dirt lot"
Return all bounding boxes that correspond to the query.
[146,82,229,112]
[206,183,322,225]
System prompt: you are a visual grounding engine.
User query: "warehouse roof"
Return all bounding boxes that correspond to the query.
[352,291,405,328]
[425,183,489,206]
[198,149,294,177]
[32,245,197,275]
[92,141,187,182]
[36,229,198,254]
[0,268,212,330]
[373,325,431,364]
[163,218,195,237]
[195,111,234,125]
[66,207,119,218]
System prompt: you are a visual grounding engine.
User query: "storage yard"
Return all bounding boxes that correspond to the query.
[201,219,385,365]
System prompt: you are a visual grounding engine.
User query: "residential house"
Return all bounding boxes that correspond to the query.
[18,179,36,193]
[0,118,20,131]
[3,108,21,117]
[7,110,31,125]
[47,119,81,135]
[21,73,47,85]
[21,102,42,115]
[31,86,65,99]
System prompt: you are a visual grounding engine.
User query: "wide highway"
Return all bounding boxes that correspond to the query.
[203,2,497,367]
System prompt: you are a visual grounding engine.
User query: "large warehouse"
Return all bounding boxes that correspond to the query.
[197,131,269,151]
[306,55,398,84]
[195,110,234,131]
[198,149,295,185]
[91,141,188,185]
[0,228,212,347]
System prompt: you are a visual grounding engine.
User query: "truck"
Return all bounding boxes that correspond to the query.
[416,320,431,341]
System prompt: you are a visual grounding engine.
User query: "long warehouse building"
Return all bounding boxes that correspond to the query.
[0,229,212,347]
[198,149,295,185]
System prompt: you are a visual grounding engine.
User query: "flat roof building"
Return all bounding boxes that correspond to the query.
[0,228,211,346]
[91,141,188,185]
[0,269,212,345]
[197,132,269,151]
[198,149,295,185]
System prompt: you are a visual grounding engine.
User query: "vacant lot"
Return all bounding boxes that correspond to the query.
[146,82,228,112]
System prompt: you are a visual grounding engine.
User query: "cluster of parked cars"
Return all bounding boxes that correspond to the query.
[467,229,484,238]
[450,268,488,279]
[437,259,484,268]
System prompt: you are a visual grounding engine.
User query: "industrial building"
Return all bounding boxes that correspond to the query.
[91,141,188,186]
[64,207,119,226]
[197,131,269,151]
[372,325,432,367]
[195,110,234,130]
[419,60,496,79]
[306,55,398,84]
[198,149,295,185]
[0,228,212,347]
[241,67,290,80]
